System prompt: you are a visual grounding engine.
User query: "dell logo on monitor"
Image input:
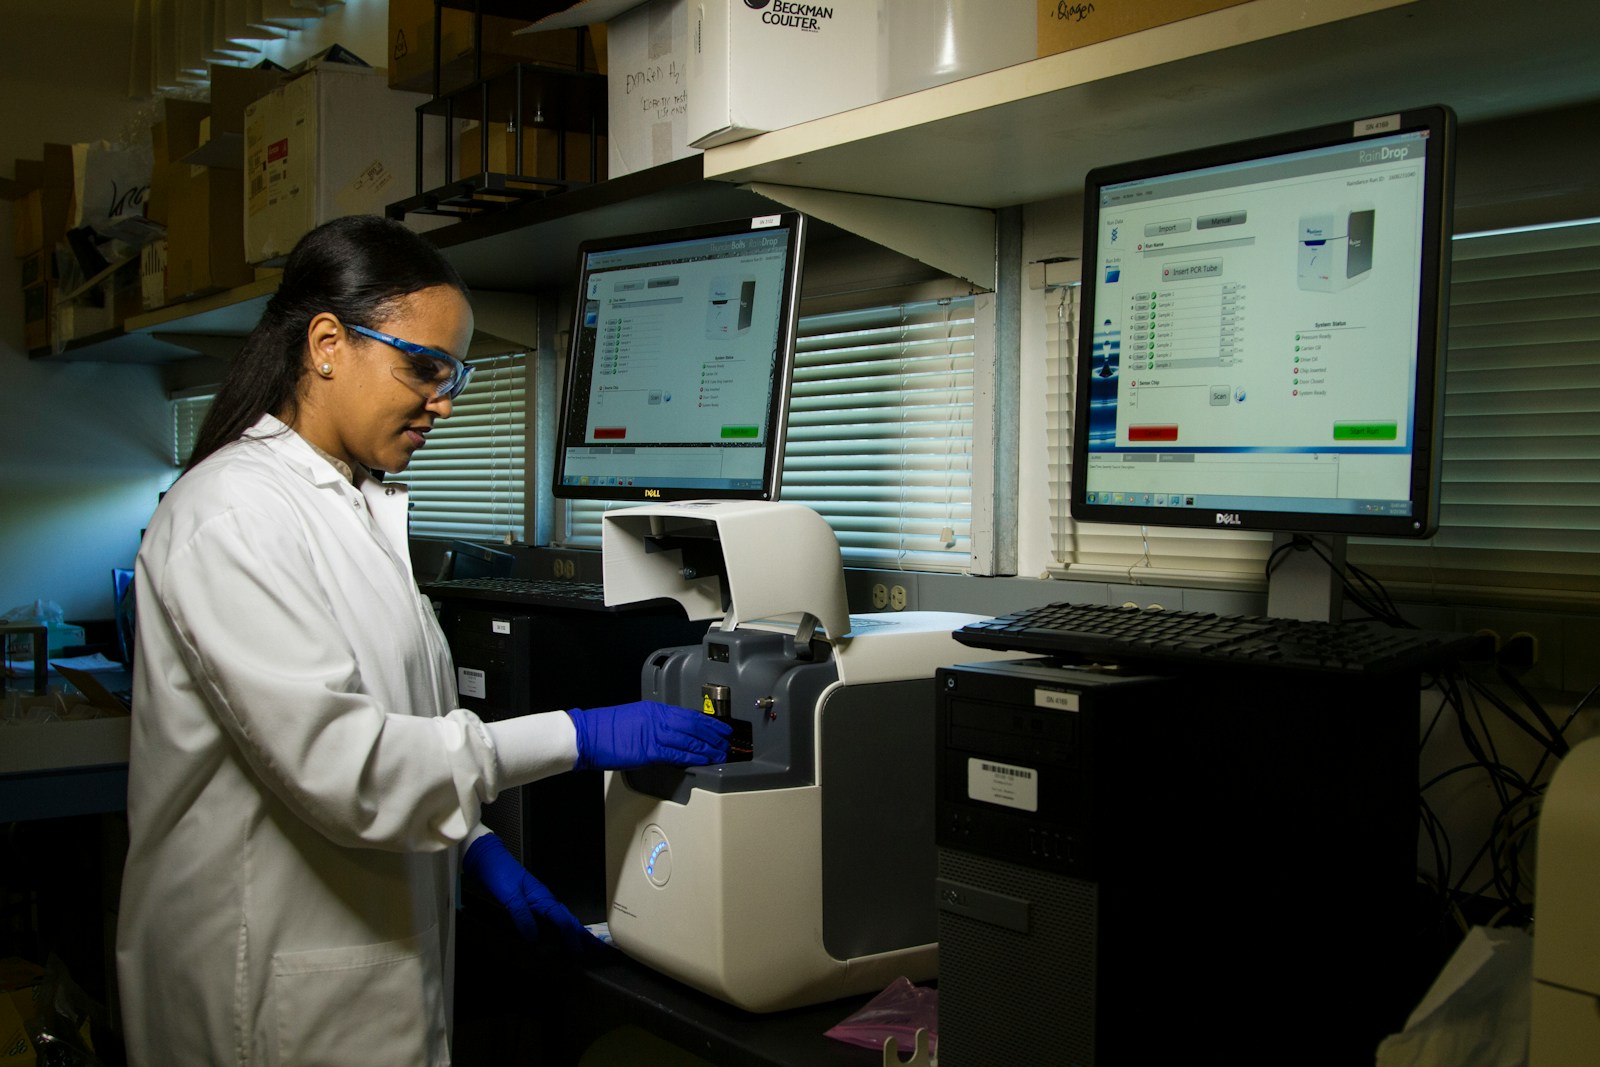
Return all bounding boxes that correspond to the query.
[1216,512,1243,526]
[644,489,662,499]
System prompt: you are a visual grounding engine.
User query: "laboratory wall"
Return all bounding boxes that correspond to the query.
[0,0,174,623]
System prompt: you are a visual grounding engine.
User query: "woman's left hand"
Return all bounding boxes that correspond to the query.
[462,832,600,954]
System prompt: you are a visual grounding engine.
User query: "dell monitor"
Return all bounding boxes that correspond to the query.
[553,212,807,504]
[1070,105,1456,616]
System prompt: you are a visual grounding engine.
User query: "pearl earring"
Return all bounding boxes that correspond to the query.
[317,362,334,378]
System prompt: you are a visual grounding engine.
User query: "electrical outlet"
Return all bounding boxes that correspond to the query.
[871,584,889,609]
[890,585,908,611]
[1455,609,1563,691]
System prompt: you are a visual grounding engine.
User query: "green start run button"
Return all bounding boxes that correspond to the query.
[720,425,760,439]
[1333,421,1398,441]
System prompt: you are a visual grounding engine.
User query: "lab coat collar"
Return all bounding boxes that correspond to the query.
[241,414,414,571]
[243,414,354,490]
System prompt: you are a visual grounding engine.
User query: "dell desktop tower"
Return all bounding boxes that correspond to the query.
[934,658,1422,1065]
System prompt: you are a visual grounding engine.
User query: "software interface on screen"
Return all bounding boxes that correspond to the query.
[558,221,798,495]
[1083,126,1436,521]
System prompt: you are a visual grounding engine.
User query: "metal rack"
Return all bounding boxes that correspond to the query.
[388,2,606,222]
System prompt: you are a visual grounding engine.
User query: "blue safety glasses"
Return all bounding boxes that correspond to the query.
[347,323,475,401]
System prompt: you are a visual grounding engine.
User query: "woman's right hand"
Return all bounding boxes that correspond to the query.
[565,700,732,772]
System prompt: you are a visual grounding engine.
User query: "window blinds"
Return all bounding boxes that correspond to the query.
[401,351,527,543]
[1353,220,1600,605]
[1043,279,1273,586]
[171,355,528,542]
[1046,219,1600,605]
[783,296,976,571]
[172,393,214,467]
[560,295,978,571]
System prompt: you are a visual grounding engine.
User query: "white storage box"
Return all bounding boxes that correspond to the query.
[243,60,439,264]
[688,0,883,149]
[605,0,697,177]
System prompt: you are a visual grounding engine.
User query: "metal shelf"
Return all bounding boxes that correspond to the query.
[392,61,607,224]
[35,275,281,365]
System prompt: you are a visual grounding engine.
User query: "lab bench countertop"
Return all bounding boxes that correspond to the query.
[453,899,894,1067]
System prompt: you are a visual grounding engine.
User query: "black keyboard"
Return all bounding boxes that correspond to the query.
[953,602,1488,676]
[419,576,610,610]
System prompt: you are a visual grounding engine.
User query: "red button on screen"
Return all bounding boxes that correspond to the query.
[593,427,627,440]
[1128,424,1179,442]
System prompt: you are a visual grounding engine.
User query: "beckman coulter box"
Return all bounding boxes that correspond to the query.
[687,0,883,149]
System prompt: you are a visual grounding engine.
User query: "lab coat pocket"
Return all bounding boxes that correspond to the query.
[271,926,448,1067]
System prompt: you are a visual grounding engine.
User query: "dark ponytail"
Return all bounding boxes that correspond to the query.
[186,215,468,472]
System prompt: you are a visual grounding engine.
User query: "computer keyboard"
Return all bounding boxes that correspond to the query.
[953,601,1489,676]
[419,576,609,610]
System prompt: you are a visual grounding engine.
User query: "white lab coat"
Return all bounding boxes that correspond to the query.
[117,415,572,1066]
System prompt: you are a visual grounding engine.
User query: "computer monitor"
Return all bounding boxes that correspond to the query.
[1070,105,1456,547]
[553,212,807,503]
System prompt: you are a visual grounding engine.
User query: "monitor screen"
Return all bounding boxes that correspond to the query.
[553,212,807,503]
[1071,106,1456,540]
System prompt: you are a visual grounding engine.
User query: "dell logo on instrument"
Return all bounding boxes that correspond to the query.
[1216,512,1242,526]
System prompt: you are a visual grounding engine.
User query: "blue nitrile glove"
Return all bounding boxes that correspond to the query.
[462,832,598,955]
[566,699,733,772]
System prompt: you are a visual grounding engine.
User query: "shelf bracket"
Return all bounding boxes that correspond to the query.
[741,182,995,292]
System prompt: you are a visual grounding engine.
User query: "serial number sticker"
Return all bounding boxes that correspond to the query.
[967,757,1039,813]
[491,620,511,635]
[1355,113,1401,136]
[458,667,486,700]
[1035,687,1079,712]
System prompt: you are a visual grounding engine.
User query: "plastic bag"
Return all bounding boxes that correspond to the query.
[3,600,81,661]
[24,955,115,1067]
[1374,926,1532,1067]
[824,976,938,1060]
[4,600,64,657]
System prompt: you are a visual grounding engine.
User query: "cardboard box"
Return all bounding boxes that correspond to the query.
[244,60,437,264]
[388,0,598,95]
[39,144,75,257]
[0,988,34,1066]
[166,163,251,302]
[211,63,291,142]
[146,99,211,228]
[0,959,42,1067]
[22,281,50,351]
[0,714,131,776]
[55,284,115,344]
[12,188,42,257]
[141,239,167,311]
[55,257,141,344]
[458,122,604,184]
[148,93,251,302]
[1037,0,1253,57]
[687,0,883,149]
[605,0,696,177]
[17,249,46,290]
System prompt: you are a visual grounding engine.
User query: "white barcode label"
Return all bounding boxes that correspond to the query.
[458,667,486,700]
[967,757,1039,812]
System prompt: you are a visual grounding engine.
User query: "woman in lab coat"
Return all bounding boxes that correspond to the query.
[116,215,729,1067]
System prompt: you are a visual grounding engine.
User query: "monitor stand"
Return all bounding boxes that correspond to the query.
[1265,532,1347,623]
